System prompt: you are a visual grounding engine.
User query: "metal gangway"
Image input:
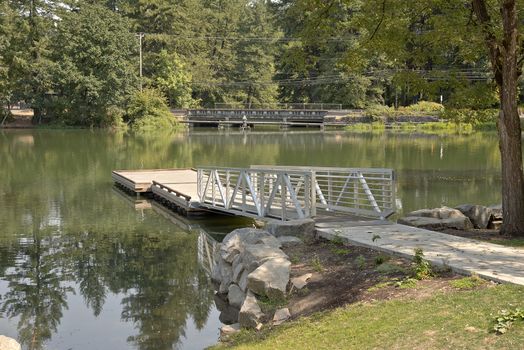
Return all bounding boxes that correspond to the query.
[197,165,395,221]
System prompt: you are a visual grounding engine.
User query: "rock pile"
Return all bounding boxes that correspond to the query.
[212,227,302,332]
[398,204,503,230]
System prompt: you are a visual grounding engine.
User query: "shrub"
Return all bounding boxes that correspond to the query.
[441,108,498,126]
[126,88,177,131]
[404,101,444,113]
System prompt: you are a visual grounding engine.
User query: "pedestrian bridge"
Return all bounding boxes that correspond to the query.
[112,165,396,221]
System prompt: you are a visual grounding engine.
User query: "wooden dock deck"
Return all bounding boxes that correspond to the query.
[112,168,204,215]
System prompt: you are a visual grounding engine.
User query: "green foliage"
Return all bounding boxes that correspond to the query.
[411,248,433,280]
[394,277,418,289]
[331,234,345,246]
[152,50,198,108]
[50,3,138,126]
[311,254,324,272]
[331,247,351,256]
[441,108,498,127]
[126,88,177,131]
[450,275,485,290]
[493,308,524,334]
[374,254,389,265]
[355,255,366,270]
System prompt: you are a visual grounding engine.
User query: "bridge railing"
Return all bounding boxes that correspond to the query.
[197,167,315,221]
[198,165,395,220]
[251,166,395,219]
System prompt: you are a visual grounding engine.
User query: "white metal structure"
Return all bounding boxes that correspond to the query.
[197,165,395,220]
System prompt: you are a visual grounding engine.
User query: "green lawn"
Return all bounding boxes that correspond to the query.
[214,284,524,350]
[490,239,524,248]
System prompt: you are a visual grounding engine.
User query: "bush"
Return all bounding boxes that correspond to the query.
[126,88,177,131]
[404,101,444,113]
[441,108,498,126]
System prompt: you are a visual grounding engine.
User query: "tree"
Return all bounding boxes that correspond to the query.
[50,3,138,126]
[302,0,523,235]
[470,0,524,235]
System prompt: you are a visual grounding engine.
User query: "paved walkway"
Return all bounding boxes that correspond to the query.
[317,223,524,285]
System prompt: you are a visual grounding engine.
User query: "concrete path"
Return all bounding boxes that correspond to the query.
[317,223,524,285]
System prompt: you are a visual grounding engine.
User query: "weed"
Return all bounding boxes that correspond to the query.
[331,234,345,246]
[311,255,324,272]
[372,234,381,242]
[450,275,485,290]
[412,248,433,280]
[257,295,288,314]
[395,277,418,289]
[355,255,366,270]
[331,247,351,256]
[493,308,524,334]
[367,281,393,292]
[290,255,300,264]
[374,254,389,265]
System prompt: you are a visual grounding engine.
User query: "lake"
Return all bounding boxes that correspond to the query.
[0,128,501,349]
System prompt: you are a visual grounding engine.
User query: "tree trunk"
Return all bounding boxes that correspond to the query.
[472,0,524,236]
[498,0,524,235]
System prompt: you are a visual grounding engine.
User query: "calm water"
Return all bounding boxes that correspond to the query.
[0,129,501,350]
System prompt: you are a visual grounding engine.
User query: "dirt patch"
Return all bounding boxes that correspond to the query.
[1,110,34,128]
[280,238,486,319]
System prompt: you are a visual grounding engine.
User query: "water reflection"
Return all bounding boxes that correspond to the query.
[0,129,502,349]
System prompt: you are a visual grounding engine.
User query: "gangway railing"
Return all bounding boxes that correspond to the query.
[197,165,395,220]
[252,166,395,219]
[197,166,315,221]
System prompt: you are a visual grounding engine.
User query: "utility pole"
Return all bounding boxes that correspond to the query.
[136,32,144,91]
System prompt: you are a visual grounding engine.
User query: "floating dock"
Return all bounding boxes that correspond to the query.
[112,168,204,215]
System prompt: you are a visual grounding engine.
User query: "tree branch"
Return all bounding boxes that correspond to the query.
[368,0,386,42]
[471,0,503,85]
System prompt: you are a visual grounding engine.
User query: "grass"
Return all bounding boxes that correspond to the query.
[450,275,486,290]
[212,284,524,350]
[489,239,524,248]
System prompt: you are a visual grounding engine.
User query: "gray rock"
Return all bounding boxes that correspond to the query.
[272,308,291,325]
[214,293,228,311]
[220,228,279,262]
[489,204,503,220]
[240,244,288,273]
[211,263,222,284]
[239,291,265,329]
[455,204,492,229]
[277,235,303,248]
[228,284,246,308]
[219,305,240,324]
[247,258,291,300]
[220,323,241,338]
[406,207,465,220]
[0,336,21,350]
[238,269,250,292]
[398,216,473,230]
[291,273,312,290]
[266,218,316,238]
[232,261,244,283]
[219,259,233,281]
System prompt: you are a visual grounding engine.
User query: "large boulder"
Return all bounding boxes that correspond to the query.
[266,218,316,238]
[406,207,465,220]
[247,258,291,300]
[0,336,21,350]
[228,284,246,308]
[277,236,304,248]
[220,228,280,262]
[489,204,503,220]
[398,215,473,230]
[240,244,288,273]
[238,291,265,329]
[455,204,492,229]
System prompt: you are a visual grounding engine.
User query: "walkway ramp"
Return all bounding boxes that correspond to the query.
[317,224,524,285]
